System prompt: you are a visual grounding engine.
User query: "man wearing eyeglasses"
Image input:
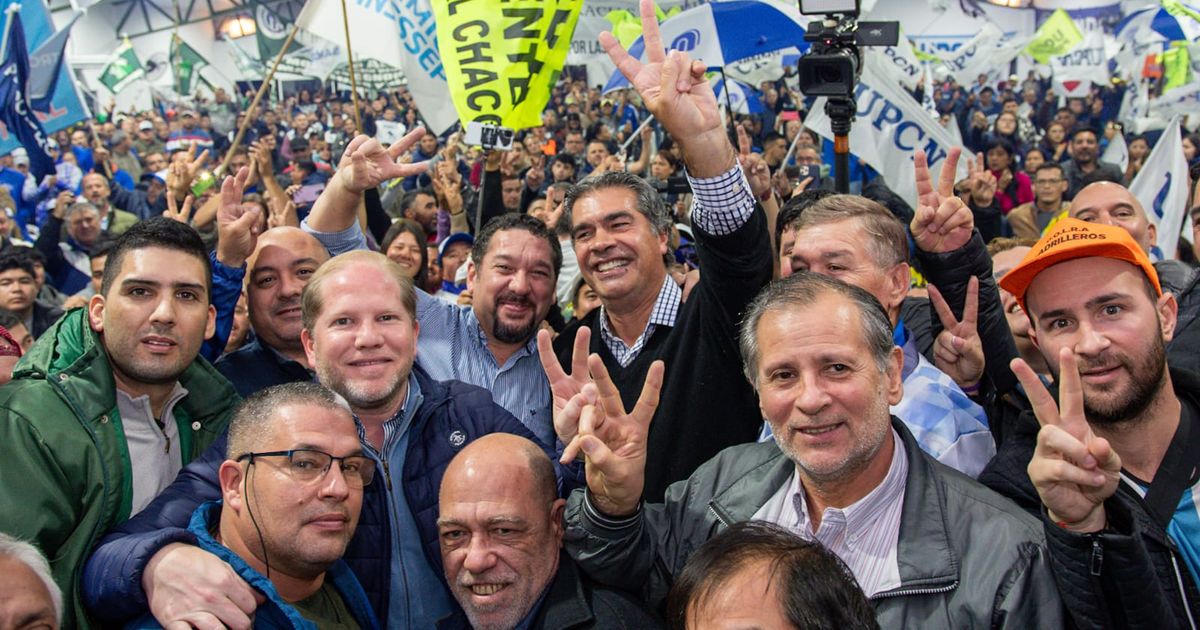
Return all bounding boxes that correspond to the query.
[1008,163,1069,240]
[128,383,379,628]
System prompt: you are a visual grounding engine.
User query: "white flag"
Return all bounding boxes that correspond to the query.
[1101,131,1128,173]
[296,0,458,135]
[805,51,971,209]
[1129,116,1189,259]
[1050,31,1108,99]
[877,32,923,91]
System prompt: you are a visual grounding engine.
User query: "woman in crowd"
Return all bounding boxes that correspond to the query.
[986,138,1033,215]
[1039,121,1069,163]
[382,219,430,292]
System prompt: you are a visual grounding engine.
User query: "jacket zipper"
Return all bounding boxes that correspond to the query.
[1169,550,1198,630]
[707,501,734,527]
[871,581,959,600]
[376,454,412,629]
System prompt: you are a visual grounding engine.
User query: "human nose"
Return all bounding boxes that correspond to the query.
[354,319,383,349]
[1072,320,1110,358]
[793,371,832,416]
[278,270,305,299]
[317,460,352,500]
[462,533,497,575]
[150,295,177,326]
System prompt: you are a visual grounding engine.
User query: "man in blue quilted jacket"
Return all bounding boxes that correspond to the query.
[81,250,569,629]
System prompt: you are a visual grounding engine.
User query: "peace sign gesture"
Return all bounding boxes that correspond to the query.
[928,275,985,390]
[965,152,996,207]
[911,147,974,253]
[600,0,733,177]
[162,189,195,225]
[336,128,430,194]
[558,355,665,518]
[1014,349,1122,533]
[538,327,593,445]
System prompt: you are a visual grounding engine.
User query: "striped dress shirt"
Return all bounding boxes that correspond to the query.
[753,430,908,597]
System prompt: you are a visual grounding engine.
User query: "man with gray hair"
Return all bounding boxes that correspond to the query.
[33,199,103,296]
[544,0,774,501]
[557,271,1064,626]
[0,533,62,630]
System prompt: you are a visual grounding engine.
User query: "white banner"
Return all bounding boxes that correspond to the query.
[297,0,458,135]
[1101,130,1128,173]
[805,52,972,209]
[1130,116,1189,260]
[1050,31,1108,98]
[932,23,1027,87]
[878,32,924,91]
[567,0,694,86]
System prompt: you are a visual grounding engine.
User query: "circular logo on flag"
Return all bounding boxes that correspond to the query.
[256,6,288,38]
[670,30,701,52]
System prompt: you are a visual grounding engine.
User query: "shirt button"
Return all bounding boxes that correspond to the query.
[191,421,202,431]
[99,414,108,424]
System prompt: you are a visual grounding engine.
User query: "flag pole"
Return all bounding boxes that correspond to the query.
[339,0,363,133]
[216,22,300,178]
[0,4,20,62]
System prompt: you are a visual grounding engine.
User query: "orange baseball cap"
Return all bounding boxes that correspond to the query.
[998,218,1160,315]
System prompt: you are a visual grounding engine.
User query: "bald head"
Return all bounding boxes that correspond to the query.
[249,227,330,270]
[441,434,556,507]
[1069,182,1157,253]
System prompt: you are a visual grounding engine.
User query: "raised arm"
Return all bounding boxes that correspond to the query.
[305,129,429,233]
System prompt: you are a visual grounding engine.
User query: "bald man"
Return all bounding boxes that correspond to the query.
[1068,181,1200,373]
[436,434,661,630]
[216,226,331,396]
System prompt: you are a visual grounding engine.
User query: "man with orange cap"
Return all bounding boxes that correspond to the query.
[997,217,1200,627]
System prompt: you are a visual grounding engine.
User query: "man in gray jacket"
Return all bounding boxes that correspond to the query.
[556,272,1064,627]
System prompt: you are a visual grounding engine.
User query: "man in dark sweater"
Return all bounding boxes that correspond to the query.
[544,19,773,500]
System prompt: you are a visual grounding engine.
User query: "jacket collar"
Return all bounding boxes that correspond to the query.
[707,420,959,592]
[14,308,239,428]
[531,550,594,629]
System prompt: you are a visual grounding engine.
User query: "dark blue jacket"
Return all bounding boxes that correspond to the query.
[127,502,379,629]
[215,338,311,397]
[82,365,574,627]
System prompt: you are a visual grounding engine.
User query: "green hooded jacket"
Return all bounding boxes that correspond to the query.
[0,308,239,629]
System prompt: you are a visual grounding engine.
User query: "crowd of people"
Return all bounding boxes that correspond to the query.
[2,4,1200,629]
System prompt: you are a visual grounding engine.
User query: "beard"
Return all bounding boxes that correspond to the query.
[491,292,539,345]
[772,390,893,486]
[1077,334,1167,427]
[314,359,406,412]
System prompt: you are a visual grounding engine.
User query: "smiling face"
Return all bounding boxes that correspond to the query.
[787,218,908,324]
[302,260,418,415]
[248,229,329,355]
[438,435,564,630]
[385,230,423,278]
[468,229,556,348]
[88,247,215,395]
[570,187,668,312]
[1025,257,1174,426]
[753,293,903,485]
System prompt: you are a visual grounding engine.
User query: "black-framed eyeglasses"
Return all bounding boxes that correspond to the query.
[237,449,375,488]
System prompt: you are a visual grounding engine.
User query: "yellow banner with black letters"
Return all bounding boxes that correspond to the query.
[433,0,583,130]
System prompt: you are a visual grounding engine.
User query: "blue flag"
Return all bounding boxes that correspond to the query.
[0,10,55,180]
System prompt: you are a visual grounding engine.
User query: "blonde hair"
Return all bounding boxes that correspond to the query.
[301,250,416,332]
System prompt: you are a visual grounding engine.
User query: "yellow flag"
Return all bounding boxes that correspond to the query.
[1025,9,1083,64]
[433,0,583,130]
[1163,43,1192,91]
[605,10,644,49]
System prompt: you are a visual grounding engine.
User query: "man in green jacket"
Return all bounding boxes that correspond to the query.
[0,217,239,629]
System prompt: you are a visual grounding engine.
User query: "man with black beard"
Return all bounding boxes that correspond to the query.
[1062,127,1124,199]
[996,217,1200,627]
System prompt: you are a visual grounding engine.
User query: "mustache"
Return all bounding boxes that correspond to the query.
[495,292,534,308]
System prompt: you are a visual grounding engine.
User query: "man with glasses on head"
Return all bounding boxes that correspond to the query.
[1009,163,1070,240]
[127,382,379,629]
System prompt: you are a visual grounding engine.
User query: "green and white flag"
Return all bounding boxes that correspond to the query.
[254,0,300,62]
[170,34,209,95]
[98,39,144,94]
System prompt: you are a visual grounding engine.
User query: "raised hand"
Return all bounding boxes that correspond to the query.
[928,275,984,390]
[737,125,771,201]
[538,327,593,445]
[1015,350,1121,533]
[215,167,262,269]
[162,189,195,225]
[559,356,665,517]
[599,0,732,176]
[912,148,974,253]
[336,128,429,194]
[965,152,996,207]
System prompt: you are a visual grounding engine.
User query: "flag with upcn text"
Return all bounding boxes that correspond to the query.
[433,0,583,130]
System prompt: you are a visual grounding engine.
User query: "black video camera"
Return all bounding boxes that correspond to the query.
[795,0,898,100]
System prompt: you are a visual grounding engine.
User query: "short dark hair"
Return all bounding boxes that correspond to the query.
[985,138,1014,159]
[1036,162,1065,179]
[0,252,35,279]
[564,171,671,239]
[763,131,786,148]
[775,188,837,249]
[666,521,878,630]
[394,188,436,219]
[0,309,22,331]
[100,217,211,297]
[227,382,352,458]
[1069,126,1099,143]
[471,213,562,279]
